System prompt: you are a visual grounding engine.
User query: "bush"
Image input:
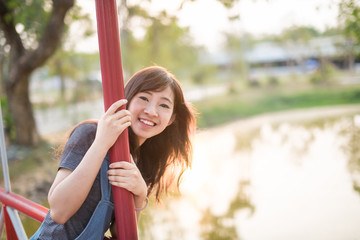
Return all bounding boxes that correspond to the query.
[247,77,260,88]
[310,62,337,85]
[267,76,279,87]
[0,96,15,142]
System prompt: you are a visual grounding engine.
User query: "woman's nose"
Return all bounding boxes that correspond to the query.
[144,104,158,117]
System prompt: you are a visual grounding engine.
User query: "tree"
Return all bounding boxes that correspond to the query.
[46,4,94,102]
[0,0,74,146]
[338,0,360,71]
[223,32,248,87]
[339,0,360,44]
[118,0,240,81]
[138,11,200,77]
[117,2,202,82]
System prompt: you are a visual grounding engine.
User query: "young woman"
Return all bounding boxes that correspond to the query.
[30,66,196,239]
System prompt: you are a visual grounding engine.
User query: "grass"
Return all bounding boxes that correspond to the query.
[194,84,360,128]
[0,142,55,183]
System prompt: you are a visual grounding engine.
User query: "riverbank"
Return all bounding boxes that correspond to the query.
[195,84,360,128]
[213,103,360,131]
[195,104,360,153]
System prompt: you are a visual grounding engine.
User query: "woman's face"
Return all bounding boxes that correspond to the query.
[128,86,175,146]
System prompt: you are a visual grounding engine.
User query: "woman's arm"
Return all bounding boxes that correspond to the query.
[48,99,131,224]
[48,142,108,224]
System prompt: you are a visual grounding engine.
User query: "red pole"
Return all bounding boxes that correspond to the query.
[0,188,48,222]
[3,206,18,240]
[94,1,138,239]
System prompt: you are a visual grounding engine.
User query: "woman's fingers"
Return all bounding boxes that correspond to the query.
[109,110,131,126]
[107,163,138,179]
[107,161,147,197]
[109,161,133,169]
[96,99,131,149]
[105,99,128,117]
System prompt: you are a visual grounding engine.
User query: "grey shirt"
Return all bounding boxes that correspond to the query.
[38,122,111,240]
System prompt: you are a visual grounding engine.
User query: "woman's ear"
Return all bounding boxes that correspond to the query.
[167,114,176,126]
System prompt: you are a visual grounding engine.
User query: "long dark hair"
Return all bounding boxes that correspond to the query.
[125,66,196,200]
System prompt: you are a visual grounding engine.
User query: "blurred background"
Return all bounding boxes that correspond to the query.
[1,0,360,239]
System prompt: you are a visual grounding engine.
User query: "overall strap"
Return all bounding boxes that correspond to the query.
[100,157,111,201]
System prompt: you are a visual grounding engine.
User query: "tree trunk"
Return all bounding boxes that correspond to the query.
[6,73,40,146]
[55,59,66,100]
[0,0,74,146]
[348,49,355,73]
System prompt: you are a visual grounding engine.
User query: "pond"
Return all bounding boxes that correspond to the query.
[139,108,360,240]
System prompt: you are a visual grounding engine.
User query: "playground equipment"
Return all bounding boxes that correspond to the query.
[0,103,49,239]
[0,0,137,239]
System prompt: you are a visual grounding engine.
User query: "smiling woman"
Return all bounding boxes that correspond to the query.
[29,66,197,239]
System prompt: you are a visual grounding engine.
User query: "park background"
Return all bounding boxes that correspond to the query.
[1,0,360,239]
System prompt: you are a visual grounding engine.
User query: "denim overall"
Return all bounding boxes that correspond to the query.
[30,160,114,240]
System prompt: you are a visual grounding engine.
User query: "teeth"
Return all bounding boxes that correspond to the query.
[140,119,155,126]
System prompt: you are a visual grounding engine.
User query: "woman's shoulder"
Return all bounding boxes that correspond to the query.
[59,121,97,159]
[68,121,98,145]
[74,121,98,134]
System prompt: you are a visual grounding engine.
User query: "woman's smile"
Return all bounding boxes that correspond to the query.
[139,118,156,127]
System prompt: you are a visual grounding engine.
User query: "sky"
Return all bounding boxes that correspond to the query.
[73,0,339,53]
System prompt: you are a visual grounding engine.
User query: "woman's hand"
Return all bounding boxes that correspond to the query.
[107,160,148,202]
[95,99,131,150]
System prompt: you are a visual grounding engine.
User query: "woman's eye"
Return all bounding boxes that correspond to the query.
[139,96,148,101]
[160,104,170,109]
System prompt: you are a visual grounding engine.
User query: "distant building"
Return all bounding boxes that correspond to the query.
[202,36,360,80]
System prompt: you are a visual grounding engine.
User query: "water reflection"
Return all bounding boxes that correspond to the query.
[344,115,360,195]
[139,113,360,240]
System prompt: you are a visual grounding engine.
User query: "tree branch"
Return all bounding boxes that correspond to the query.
[0,0,25,60]
[22,0,75,73]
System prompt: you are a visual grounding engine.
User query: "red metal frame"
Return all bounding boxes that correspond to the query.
[0,187,48,239]
[3,205,18,240]
[95,0,138,239]
[0,188,48,223]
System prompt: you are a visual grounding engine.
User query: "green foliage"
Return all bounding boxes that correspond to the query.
[339,0,360,45]
[266,76,279,87]
[5,0,51,47]
[0,96,15,140]
[247,78,260,88]
[47,51,100,81]
[309,62,337,85]
[192,64,218,85]
[3,0,92,50]
[281,26,321,43]
[121,10,201,81]
[179,0,239,9]
[64,4,94,41]
[217,0,237,8]
[224,32,247,71]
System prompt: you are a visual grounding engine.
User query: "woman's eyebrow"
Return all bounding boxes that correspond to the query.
[162,97,173,105]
